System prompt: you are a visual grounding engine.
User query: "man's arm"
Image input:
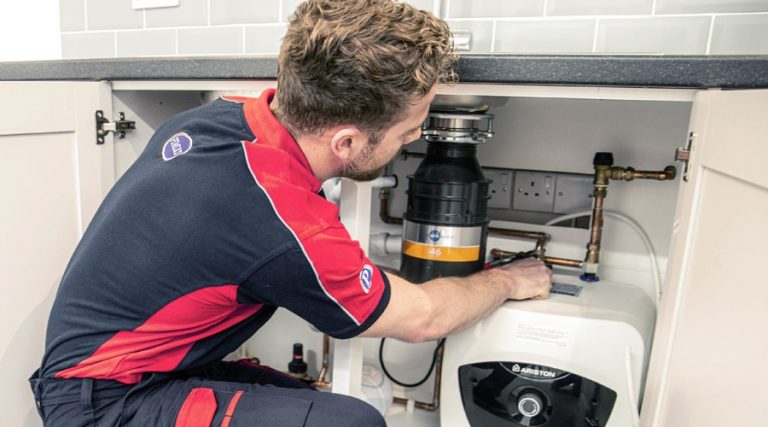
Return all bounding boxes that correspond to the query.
[360,258,552,343]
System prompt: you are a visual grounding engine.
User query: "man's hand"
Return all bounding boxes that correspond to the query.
[493,257,553,301]
[361,257,553,342]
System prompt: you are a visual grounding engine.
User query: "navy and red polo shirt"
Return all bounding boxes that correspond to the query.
[39,89,390,385]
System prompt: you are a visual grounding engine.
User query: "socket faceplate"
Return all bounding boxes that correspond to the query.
[512,171,556,212]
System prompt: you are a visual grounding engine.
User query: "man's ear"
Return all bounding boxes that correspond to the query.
[329,126,366,161]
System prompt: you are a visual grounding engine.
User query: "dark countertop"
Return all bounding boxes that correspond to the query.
[1,55,768,89]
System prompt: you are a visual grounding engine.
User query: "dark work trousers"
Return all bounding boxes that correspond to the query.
[30,361,386,427]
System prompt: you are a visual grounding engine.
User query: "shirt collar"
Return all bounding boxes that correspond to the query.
[244,89,321,192]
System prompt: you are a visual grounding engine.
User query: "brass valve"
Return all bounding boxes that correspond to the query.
[583,152,677,282]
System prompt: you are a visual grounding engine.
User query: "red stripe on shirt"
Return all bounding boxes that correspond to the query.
[238,89,386,326]
[55,285,263,384]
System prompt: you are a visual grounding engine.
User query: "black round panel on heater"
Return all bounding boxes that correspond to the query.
[458,361,617,427]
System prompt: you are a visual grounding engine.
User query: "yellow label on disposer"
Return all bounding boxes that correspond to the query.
[402,241,480,262]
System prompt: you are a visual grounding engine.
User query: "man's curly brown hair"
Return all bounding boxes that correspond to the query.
[274,0,456,139]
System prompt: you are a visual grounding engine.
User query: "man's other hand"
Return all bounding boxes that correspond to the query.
[495,257,552,301]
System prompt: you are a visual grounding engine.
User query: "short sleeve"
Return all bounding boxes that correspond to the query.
[239,224,390,339]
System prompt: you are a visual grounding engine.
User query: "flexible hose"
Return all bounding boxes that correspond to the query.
[545,210,662,306]
[378,338,445,388]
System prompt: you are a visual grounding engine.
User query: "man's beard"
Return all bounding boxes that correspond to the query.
[340,136,388,182]
[341,154,385,181]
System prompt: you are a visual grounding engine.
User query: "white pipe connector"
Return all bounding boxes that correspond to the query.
[369,176,398,189]
[370,232,403,257]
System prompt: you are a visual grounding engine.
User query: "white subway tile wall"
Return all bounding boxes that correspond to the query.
[85,0,143,31]
[59,0,85,32]
[547,0,653,16]
[596,16,711,54]
[710,14,768,53]
[445,20,494,52]
[495,19,596,53]
[655,0,768,14]
[62,32,115,58]
[210,0,280,25]
[449,0,545,18]
[282,0,307,21]
[245,25,288,54]
[117,30,177,57]
[147,0,208,28]
[60,0,768,59]
[178,26,243,55]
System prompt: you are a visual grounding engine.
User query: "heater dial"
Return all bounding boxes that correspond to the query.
[517,392,543,417]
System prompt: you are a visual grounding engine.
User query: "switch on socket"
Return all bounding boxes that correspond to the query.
[512,171,556,212]
[484,168,513,209]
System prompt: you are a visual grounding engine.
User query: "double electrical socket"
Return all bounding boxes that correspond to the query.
[485,168,592,214]
[386,160,592,218]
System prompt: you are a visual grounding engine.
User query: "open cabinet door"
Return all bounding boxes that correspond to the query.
[641,89,768,427]
[0,82,114,426]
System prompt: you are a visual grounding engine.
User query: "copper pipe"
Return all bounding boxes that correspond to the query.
[583,159,677,279]
[490,248,583,269]
[487,228,550,258]
[588,194,605,252]
[630,166,677,180]
[610,165,677,182]
[544,256,584,269]
[490,249,516,258]
[582,186,605,278]
[311,335,332,390]
[391,344,444,411]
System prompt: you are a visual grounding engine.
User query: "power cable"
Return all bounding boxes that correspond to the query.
[378,337,445,388]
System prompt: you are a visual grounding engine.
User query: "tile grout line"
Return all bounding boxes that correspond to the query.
[490,19,497,53]
[207,0,211,26]
[591,18,600,53]
[83,0,89,31]
[705,14,716,55]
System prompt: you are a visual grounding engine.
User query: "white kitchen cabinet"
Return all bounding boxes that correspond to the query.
[0,81,114,427]
[640,89,768,427]
[1,79,766,427]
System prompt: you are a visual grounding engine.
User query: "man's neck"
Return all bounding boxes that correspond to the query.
[270,98,338,182]
[294,133,338,183]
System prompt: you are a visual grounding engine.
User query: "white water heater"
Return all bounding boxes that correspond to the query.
[441,274,655,427]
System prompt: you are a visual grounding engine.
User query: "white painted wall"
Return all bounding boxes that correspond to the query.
[0,0,61,61]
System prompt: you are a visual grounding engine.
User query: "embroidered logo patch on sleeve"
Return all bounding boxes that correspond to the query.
[360,264,374,294]
[162,132,193,161]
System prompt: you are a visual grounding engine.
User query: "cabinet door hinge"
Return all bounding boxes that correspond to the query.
[675,131,695,182]
[95,111,136,145]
